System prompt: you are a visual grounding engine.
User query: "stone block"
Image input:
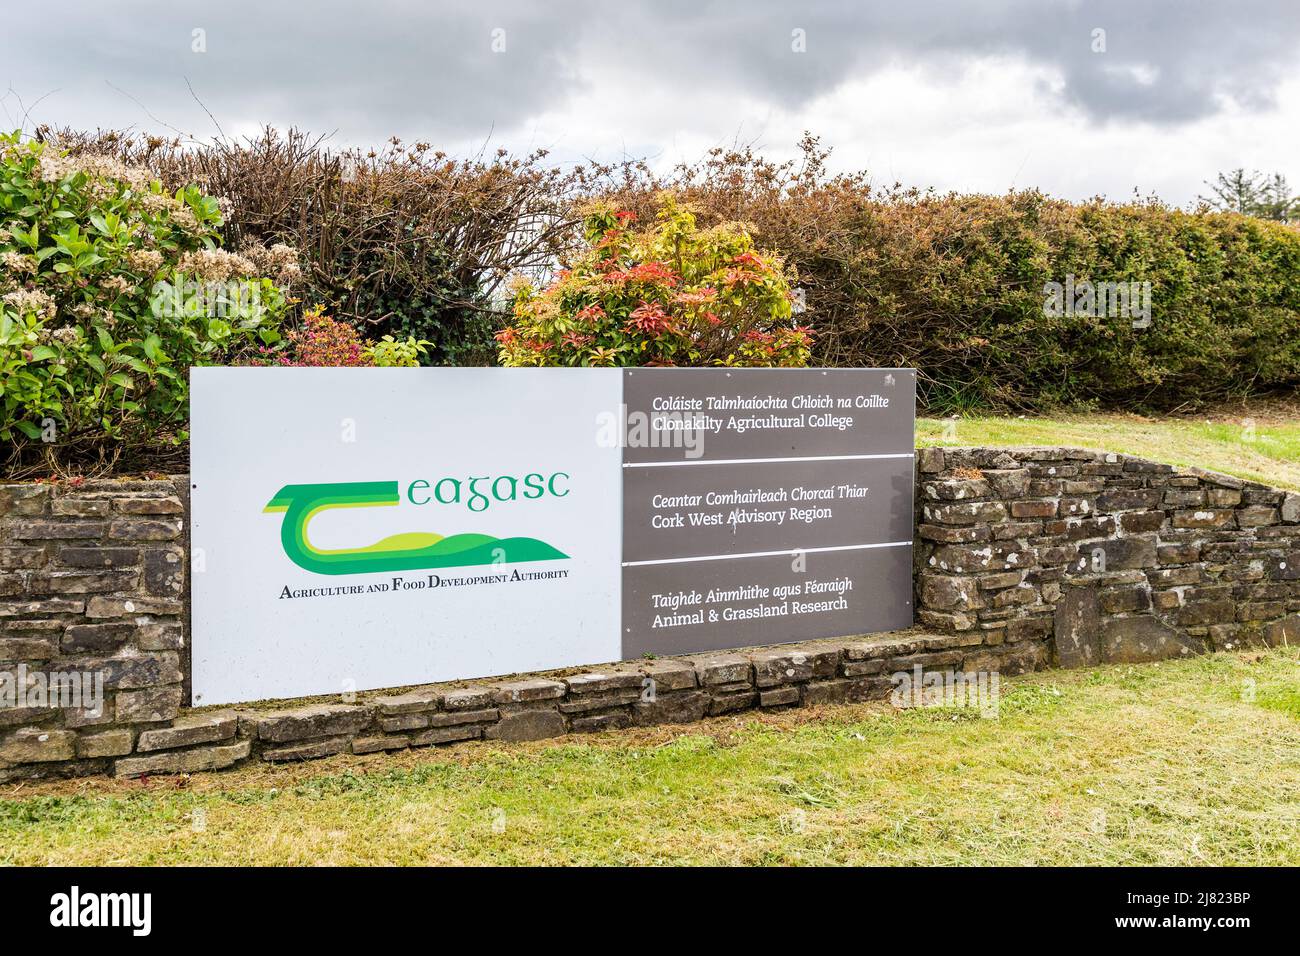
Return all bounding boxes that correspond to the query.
[749,647,841,687]
[1005,616,1053,641]
[922,478,992,501]
[490,679,565,704]
[1091,536,1158,571]
[8,519,104,540]
[380,714,429,733]
[0,599,84,618]
[759,686,800,707]
[141,549,184,596]
[1100,586,1151,614]
[693,654,752,686]
[977,571,1024,590]
[51,497,112,517]
[85,596,183,618]
[631,690,709,726]
[1176,600,1236,626]
[136,712,237,752]
[71,653,182,690]
[261,736,350,762]
[920,500,1007,526]
[638,659,697,692]
[0,485,50,516]
[137,624,184,651]
[1157,543,1200,564]
[929,543,1033,573]
[919,523,991,544]
[0,547,47,569]
[802,676,891,706]
[1010,499,1057,519]
[0,635,59,660]
[114,496,184,515]
[61,623,133,654]
[411,725,482,747]
[106,518,181,541]
[563,670,644,694]
[570,712,631,734]
[115,685,183,723]
[1173,509,1236,530]
[0,727,76,763]
[374,689,443,716]
[1100,616,1207,663]
[483,708,565,742]
[77,729,134,758]
[116,740,250,776]
[917,447,945,473]
[352,736,410,755]
[442,686,495,710]
[1266,554,1300,581]
[1237,506,1279,528]
[426,707,499,727]
[982,469,1030,498]
[56,547,139,568]
[917,609,976,631]
[256,704,373,743]
[1095,489,1162,513]
[919,574,984,612]
[558,691,639,714]
[1263,614,1300,647]
[707,690,758,715]
[1118,512,1165,533]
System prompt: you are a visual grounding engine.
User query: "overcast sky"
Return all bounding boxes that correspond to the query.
[3,0,1299,204]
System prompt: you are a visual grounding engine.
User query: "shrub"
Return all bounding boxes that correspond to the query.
[366,334,429,367]
[54,128,584,367]
[256,306,430,367]
[0,132,292,470]
[269,306,372,366]
[594,138,1300,410]
[497,194,811,367]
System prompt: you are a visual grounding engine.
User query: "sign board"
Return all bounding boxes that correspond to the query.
[191,367,914,704]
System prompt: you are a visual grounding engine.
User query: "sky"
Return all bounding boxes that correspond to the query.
[3,0,1299,205]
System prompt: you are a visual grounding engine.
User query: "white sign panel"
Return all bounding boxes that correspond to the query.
[192,367,915,705]
[190,368,623,704]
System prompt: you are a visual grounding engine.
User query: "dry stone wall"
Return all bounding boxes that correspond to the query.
[2,448,1297,781]
[916,447,1300,665]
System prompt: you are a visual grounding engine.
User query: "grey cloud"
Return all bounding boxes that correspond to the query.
[1,0,1298,144]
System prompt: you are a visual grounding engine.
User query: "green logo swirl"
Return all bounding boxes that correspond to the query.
[264,481,568,576]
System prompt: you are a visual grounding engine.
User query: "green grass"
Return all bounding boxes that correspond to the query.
[917,410,1300,491]
[3,649,1299,865]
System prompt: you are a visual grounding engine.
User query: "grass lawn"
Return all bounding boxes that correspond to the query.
[2,648,1298,866]
[917,406,1300,491]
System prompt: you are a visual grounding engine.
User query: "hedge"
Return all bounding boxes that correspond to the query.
[44,130,1300,411]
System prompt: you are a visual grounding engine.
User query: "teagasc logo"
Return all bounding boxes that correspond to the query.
[264,479,569,575]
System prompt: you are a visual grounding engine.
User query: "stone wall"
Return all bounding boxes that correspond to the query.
[916,447,1300,665]
[3,448,1297,781]
[0,478,189,777]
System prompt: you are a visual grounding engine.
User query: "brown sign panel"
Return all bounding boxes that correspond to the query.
[620,368,915,658]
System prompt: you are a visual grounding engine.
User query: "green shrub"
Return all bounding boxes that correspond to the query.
[0,132,292,467]
[366,334,429,367]
[596,140,1300,410]
[498,194,812,367]
[56,129,580,367]
[268,305,371,366]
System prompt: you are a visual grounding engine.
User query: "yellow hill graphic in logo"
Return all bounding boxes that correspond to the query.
[264,481,567,575]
